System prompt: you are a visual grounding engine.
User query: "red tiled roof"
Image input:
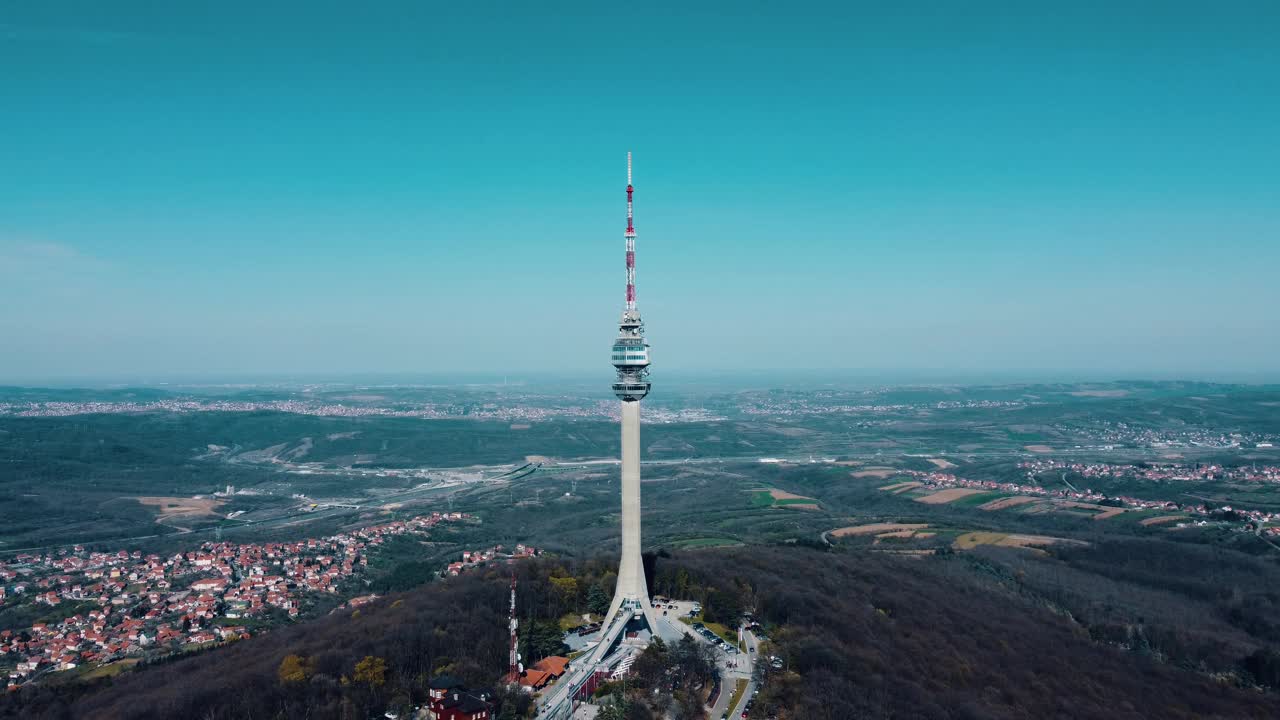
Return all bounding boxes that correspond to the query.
[533,656,569,677]
[519,669,552,688]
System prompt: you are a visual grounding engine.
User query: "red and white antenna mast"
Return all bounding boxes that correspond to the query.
[611,151,651,403]
[507,574,520,681]
[625,151,636,311]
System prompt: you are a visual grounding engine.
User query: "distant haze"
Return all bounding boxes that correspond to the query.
[2,3,1277,381]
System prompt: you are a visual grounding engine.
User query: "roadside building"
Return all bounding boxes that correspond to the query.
[426,675,493,720]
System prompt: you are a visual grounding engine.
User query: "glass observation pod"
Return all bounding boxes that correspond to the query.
[610,344,650,368]
[612,382,651,402]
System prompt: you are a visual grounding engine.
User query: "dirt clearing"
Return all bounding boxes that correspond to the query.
[1063,501,1127,520]
[1140,515,1187,526]
[953,532,1084,551]
[769,489,811,501]
[851,467,897,479]
[998,534,1073,548]
[979,496,1038,511]
[927,458,957,469]
[135,496,225,526]
[830,523,929,537]
[915,488,987,504]
[1024,445,1054,454]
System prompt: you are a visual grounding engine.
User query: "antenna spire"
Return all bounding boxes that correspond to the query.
[611,151,651,403]
[625,152,636,311]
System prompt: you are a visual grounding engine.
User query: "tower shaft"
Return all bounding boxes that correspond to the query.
[601,401,659,631]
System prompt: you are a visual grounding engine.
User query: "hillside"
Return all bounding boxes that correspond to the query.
[2,546,1276,719]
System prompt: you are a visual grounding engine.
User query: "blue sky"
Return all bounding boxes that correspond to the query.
[2,2,1277,382]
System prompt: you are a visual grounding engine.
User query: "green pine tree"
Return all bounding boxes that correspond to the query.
[588,583,610,616]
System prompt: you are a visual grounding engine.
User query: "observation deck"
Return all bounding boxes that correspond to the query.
[612,310,650,402]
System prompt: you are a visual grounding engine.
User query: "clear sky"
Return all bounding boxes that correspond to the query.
[2,2,1277,383]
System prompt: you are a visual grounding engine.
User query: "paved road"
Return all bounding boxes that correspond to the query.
[696,621,754,719]
[548,445,1182,471]
[537,610,638,719]
[726,628,760,719]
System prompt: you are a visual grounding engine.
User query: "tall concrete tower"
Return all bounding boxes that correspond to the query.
[601,152,660,634]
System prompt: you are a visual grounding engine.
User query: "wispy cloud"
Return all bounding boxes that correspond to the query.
[0,240,110,278]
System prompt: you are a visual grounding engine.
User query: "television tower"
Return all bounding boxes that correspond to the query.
[601,152,659,634]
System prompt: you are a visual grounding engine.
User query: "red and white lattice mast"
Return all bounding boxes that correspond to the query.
[611,152,651,402]
[625,152,636,311]
[507,574,520,684]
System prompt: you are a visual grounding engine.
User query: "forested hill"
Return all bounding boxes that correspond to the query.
[3,547,1277,719]
[669,548,1279,720]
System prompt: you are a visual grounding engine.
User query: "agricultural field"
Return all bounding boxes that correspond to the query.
[749,488,820,510]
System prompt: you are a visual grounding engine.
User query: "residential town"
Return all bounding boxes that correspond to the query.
[443,544,540,577]
[0,398,720,424]
[1062,421,1280,450]
[1019,459,1280,485]
[904,466,1280,532]
[739,397,1026,417]
[0,512,474,689]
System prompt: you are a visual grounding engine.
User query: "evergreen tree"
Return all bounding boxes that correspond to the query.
[520,620,568,662]
[588,583,610,616]
[597,693,628,720]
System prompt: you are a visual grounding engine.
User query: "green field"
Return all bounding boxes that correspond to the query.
[749,489,819,510]
[669,537,742,548]
[950,492,1010,507]
[680,614,736,645]
[774,498,818,506]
